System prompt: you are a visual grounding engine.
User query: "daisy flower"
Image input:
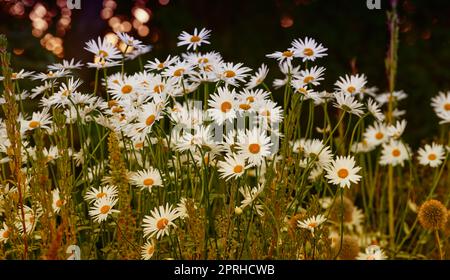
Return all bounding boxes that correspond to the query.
[245,64,269,89]
[333,91,365,116]
[15,205,40,235]
[207,87,237,125]
[272,62,301,89]
[356,245,387,260]
[177,27,211,51]
[51,188,65,214]
[31,70,69,81]
[431,91,450,124]
[87,58,121,69]
[256,99,283,128]
[218,62,252,87]
[145,55,179,72]
[239,184,264,216]
[335,74,367,96]
[297,66,326,86]
[0,223,10,243]
[88,196,120,223]
[297,214,327,237]
[291,37,328,62]
[84,36,121,61]
[417,143,446,168]
[375,90,408,105]
[366,98,385,122]
[325,155,362,188]
[386,119,406,139]
[266,49,296,63]
[116,32,144,50]
[22,109,52,133]
[142,203,179,239]
[84,185,119,203]
[363,122,389,147]
[130,167,163,192]
[162,61,193,81]
[379,140,410,167]
[237,128,273,166]
[218,153,248,181]
[107,75,140,101]
[141,240,156,260]
[0,69,34,81]
[303,139,333,168]
[48,58,84,71]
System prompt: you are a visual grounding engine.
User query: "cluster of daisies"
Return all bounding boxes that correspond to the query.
[1,26,449,261]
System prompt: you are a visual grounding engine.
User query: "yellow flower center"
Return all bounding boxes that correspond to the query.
[135,142,144,149]
[233,165,244,173]
[100,205,111,214]
[98,50,109,57]
[297,87,308,94]
[56,199,64,208]
[303,48,314,56]
[156,218,169,230]
[157,62,164,69]
[239,103,251,110]
[303,76,314,84]
[2,230,10,239]
[154,84,164,94]
[282,50,294,57]
[308,222,317,228]
[190,35,201,42]
[198,57,209,64]
[173,68,185,77]
[147,245,155,255]
[96,192,107,199]
[428,153,437,161]
[146,114,156,126]
[29,120,40,129]
[112,106,124,113]
[444,103,450,111]
[337,168,349,179]
[392,149,401,157]
[224,70,236,78]
[375,132,384,140]
[143,178,154,186]
[347,86,356,94]
[246,96,255,103]
[249,143,261,154]
[261,110,270,117]
[121,85,133,94]
[220,101,232,113]
[11,72,17,79]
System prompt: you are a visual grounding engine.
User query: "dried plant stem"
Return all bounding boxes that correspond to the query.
[434,230,443,260]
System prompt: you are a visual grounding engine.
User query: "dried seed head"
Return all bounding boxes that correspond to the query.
[336,235,360,260]
[418,199,448,230]
[330,196,354,223]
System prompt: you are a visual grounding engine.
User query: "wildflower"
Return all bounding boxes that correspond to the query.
[207,87,237,125]
[297,66,326,86]
[335,74,367,96]
[239,184,264,216]
[266,48,296,63]
[218,62,251,87]
[363,122,389,147]
[84,185,119,203]
[218,154,248,181]
[237,128,273,166]
[0,223,10,243]
[325,155,361,188]
[145,55,179,72]
[386,119,407,139]
[303,139,333,168]
[130,167,163,192]
[366,98,385,122]
[51,189,65,214]
[431,91,450,124]
[142,203,179,239]
[417,142,446,168]
[297,214,327,236]
[291,37,328,62]
[84,36,121,61]
[141,240,156,260]
[333,92,365,116]
[246,64,269,89]
[177,27,211,51]
[48,58,84,71]
[21,109,52,133]
[88,196,120,223]
[379,140,410,167]
[357,245,387,260]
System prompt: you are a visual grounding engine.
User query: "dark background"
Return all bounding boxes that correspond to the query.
[1,0,450,146]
